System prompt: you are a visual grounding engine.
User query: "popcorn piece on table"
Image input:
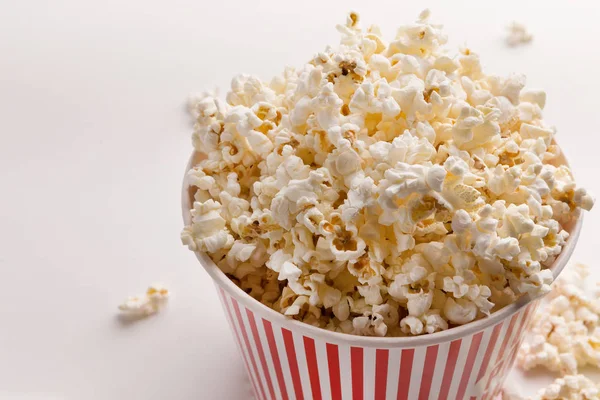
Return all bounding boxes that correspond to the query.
[506,22,533,47]
[182,10,594,336]
[118,284,170,317]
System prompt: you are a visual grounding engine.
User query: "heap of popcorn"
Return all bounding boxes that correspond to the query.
[518,264,600,376]
[182,10,594,337]
[501,264,600,400]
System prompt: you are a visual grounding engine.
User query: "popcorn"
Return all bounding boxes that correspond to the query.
[378,162,446,224]
[266,250,303,283]
[182,11,593,336]
[443,276,494,315]
[502,375,600,400]
[353,311,388,337]
[505,264,600,398]
[574,188,595,211]
[506,22,534,47]
[538,375,600,400]
[517,264,600,374]
[118,284,170,317]
[401,311,449,335]
[181,199,234,253]
[400,316,425,335]
[444,297,478,325]
[521,89,547,109]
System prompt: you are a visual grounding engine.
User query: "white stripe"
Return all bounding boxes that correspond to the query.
[446,336,472,400]
[314,339,331,400]
[407,345,426,400]
[256,319,283,400]
[428,341,449,400]
[223,294,262,400]
[337,343,352,400]
[292,331,312,399]
[363,347,376,400]
[272,324,296,400]
[386,348,402,400]
[240,306,270,399]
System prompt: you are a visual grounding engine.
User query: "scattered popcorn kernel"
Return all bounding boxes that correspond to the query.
[506,21,534,47]
[118,284,170,317]
[182,10,593,337]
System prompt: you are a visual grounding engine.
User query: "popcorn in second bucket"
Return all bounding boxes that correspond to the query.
[182,10,594,337]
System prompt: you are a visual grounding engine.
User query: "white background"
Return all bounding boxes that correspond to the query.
[1,0,599,398]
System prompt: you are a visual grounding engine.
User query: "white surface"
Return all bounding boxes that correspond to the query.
[1,1,599,399]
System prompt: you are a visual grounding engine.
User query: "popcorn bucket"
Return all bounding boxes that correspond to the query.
[182,152,583,400]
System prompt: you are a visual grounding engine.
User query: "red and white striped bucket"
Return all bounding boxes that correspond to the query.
[183,152,582,400]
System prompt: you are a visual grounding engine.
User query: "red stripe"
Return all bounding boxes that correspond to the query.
[522,304,534,327]
[484,381,503,400]
[505,307,533,365]
[282,328,304,400]
[246,309,276,400]
[218,289,261,399]
[486,362,504,399]
[303,336,322,400]
[512,308,530,346]
[231,299,267,400]
[351,347,364,400]
[262,320,289,400]
[512,304,537,360]
[397,348,414,400]
[491,385,503,400]
[326,343,342,400]
[476,323,503,382]
[455,332,484,400]
[439,339,462,400]
[374,349,389,400]
[470,397,477,400]
[499,310,529,383]
[500,346,520,379]
[484,315,523,400]
[495,314,519,362]
[418,345,439,400]
[478,311,528,400]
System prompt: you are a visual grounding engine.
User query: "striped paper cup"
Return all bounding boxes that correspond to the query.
[182,151,583,400]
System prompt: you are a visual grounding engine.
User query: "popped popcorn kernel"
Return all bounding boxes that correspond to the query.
[182,11,593,337]
[118,284,170,317]
[506,21,534,47]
